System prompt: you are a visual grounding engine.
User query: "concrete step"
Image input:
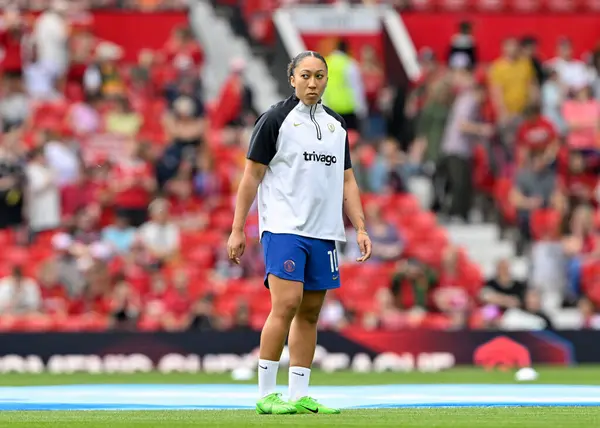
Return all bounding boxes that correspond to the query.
[446,224,500,245]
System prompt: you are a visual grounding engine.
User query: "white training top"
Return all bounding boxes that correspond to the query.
[247,95,352,243]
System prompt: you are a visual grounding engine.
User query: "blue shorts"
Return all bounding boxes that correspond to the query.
[261,231,341,291]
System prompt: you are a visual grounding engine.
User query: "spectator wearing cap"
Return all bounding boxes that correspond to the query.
[489,37,537,149]
[25,147,61,236]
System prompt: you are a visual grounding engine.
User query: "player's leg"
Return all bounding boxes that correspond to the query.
[288,238,341,414]
[256,232,306,415]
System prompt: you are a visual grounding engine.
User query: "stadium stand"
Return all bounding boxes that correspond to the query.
[1,0,600,332]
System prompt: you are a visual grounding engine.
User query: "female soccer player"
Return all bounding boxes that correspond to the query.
[227,51,372,415]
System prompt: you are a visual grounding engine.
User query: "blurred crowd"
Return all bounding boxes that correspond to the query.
[0,0,188,10]
[318,20,600,331]
[3,0,600,333]
[0,3,266,333]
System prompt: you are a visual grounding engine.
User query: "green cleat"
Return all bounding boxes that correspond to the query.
[256,392,298,415]
[290,396,341,414]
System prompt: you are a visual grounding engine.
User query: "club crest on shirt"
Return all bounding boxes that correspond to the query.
[284,260,296,273]
[327,123,335,132]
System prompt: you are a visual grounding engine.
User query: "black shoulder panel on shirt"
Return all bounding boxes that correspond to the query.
[246,96,297,165]
[322,105,352,171]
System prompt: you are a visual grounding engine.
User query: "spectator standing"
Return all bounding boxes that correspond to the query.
[25,147,61,235]
[489,38,536,148]
[323,40,367,132]
[439,81,491,222]
[32,0,69,85]
[521,36,544,86]
[447,21,477,70]
[541,68,567,136]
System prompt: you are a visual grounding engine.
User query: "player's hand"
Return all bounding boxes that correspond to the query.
[356,230,372,263]
[227,229,246,265]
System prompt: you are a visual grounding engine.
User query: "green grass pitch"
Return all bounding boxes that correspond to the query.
[1,366,600,427]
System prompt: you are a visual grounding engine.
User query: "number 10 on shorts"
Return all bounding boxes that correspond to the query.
[327,249,339,273]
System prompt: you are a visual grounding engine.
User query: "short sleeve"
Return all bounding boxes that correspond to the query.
[344,134,352,170]
[246,111,280,165]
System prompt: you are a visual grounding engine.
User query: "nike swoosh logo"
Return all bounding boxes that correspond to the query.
[293,123,303,127]
[301,405,318,413]
[292,372,305,376]
[259,365,267,369]
[332,275,339,280]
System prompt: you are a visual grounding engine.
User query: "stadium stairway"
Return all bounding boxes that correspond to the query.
[445,222,528,282]
[189,0,280,112]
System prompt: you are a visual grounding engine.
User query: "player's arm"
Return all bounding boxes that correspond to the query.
[231,160,267,232]
[343,169,366,233]
[231,109,278,232]
[341,127,366,230]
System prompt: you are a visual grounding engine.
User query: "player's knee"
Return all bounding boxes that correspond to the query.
[296,306,321,325]
[272,296,302,322]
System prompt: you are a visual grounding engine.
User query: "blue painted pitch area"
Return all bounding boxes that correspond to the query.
[1,384,600,410]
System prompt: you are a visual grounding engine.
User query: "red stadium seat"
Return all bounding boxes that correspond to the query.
[544,0,580,12]
[530,209,562,240]
[435,0,470,11]
[509,0,543,12]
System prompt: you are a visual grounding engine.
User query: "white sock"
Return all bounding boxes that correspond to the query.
[288,366,311,401]
[258,359,279,398]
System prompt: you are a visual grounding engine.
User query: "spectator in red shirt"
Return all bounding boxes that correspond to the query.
[0,9,26,77]
[163,26,203,72]
[162,269,191,331]
[110,139,156,227]
[167,174,207,231]
[432,246,469,329]
[561,152,598,207]
[516,103,559,167]
[60,165,97,228]
[139,266,169,330]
